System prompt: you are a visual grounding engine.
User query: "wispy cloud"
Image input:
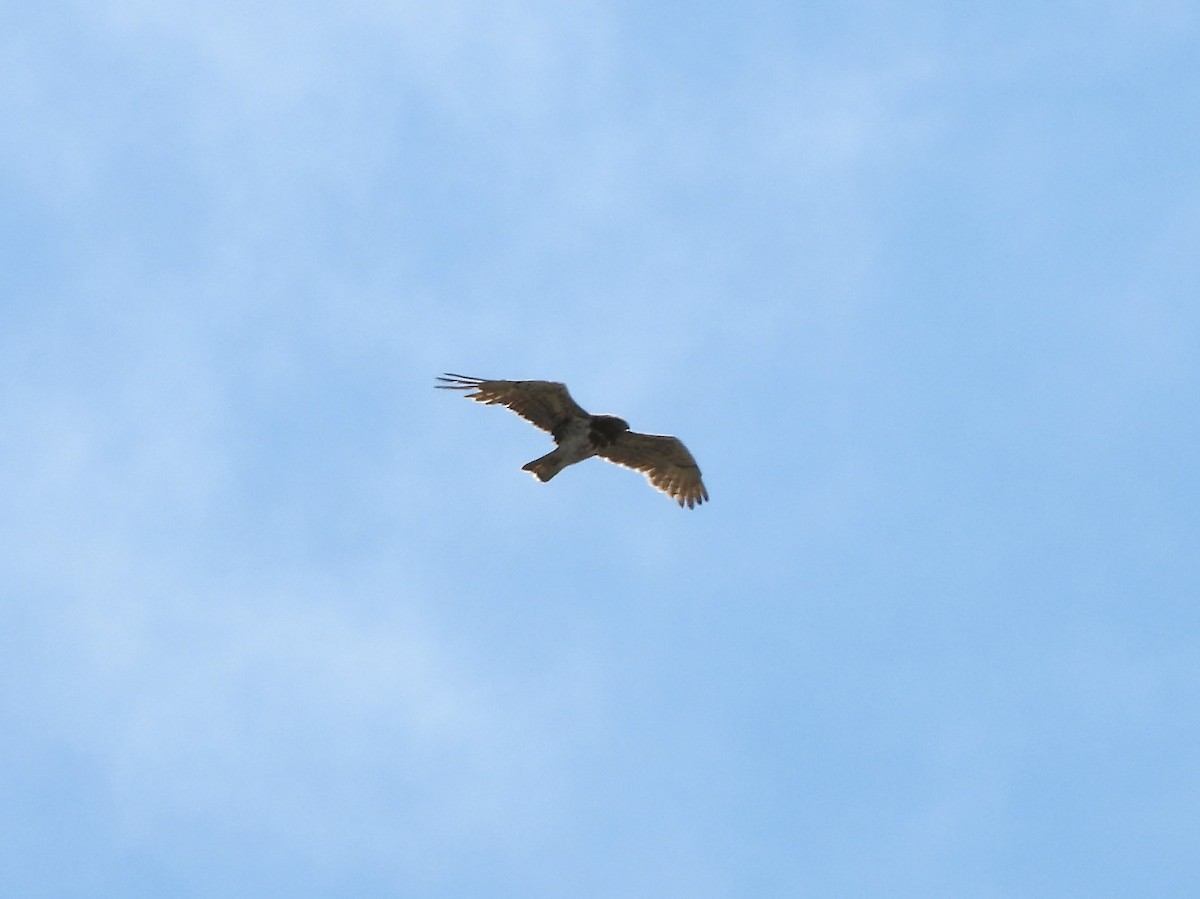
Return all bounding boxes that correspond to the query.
[5,2,1200,895]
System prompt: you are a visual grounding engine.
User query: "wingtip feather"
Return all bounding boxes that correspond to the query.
[435,373,487,390]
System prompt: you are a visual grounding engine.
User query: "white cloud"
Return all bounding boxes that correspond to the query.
[8,518,604,880]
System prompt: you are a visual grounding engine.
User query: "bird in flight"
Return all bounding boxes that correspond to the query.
[436,374,709,509]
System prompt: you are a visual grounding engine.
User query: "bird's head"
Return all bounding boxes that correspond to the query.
[589,414,630,444]
[593,414,629,431]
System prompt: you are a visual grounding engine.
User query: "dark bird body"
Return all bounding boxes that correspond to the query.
[436,374,708,508]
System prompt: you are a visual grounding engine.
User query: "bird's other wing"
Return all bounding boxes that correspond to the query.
[594,431,709,509]
[435,374,588,434]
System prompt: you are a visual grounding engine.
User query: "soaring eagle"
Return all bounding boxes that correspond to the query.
[436,374,708,509]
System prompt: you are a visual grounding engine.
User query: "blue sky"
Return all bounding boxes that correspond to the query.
[3,1,1199,896]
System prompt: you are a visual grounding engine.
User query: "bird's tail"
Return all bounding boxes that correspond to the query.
[522,450,566,482]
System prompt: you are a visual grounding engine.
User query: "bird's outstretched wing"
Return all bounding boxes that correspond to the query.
[435,373,588,435]
[595,432,709,509]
